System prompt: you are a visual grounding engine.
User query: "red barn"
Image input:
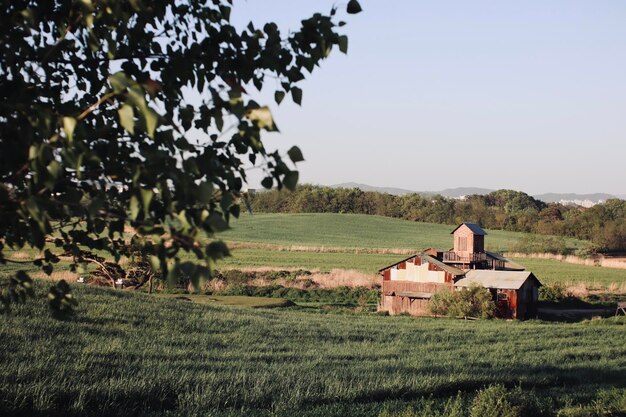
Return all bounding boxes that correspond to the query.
[378,223,541,320]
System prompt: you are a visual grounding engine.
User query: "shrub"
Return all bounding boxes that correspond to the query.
[429,285,496,319]
[470,385,520,417]
[539,283,567,301]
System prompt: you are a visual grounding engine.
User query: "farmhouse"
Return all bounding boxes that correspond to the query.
[378,222,541,319]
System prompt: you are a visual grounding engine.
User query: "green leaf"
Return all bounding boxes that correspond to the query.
[149,255,161,272]
[291,87,302,105]
[130,195,140,221]
[144,107,158,138]
[246,106,278,131]
[283,170,299,191]
[287,146,304,163]
[261,177,273,189]
[220,191,234,212]
[47,160,62,178]
[118,104,135,135]
[274,91,285,105]
[140,189,153,217]
[108,72,131,93]
[63,117,77,144]
[347,0,362,14]
[127,84,147,109]
[197,182,214,204]
[206,241,230,260]
[207,212,229,232]
[338,35,348,54]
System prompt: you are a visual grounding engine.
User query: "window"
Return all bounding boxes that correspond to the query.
[497,292,508,301]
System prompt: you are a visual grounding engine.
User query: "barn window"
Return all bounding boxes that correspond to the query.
[497,292,508,301]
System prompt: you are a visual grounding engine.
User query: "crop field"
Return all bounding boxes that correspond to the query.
[217,248,400,273]
[220,213,589,252]
[1,284,625,417]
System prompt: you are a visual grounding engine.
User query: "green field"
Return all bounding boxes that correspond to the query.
[2,214,621,287]
[156,294,292,308]
[512,258,626,288]
[218,247,400,273]
[215,250,626,288]
[220,213,589,252]
[1,284,625,417]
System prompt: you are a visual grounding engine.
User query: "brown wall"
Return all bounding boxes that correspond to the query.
[453,226,476,258]
[453,225,485,257]
[379,281,451,316]
[381,295,431,316]
[382,280,450,295]
[515,280,539,319]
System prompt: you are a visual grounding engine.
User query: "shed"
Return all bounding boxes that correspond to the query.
[454,270,541,319]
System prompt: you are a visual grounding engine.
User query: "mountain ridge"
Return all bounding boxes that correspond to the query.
[329,182,622,203]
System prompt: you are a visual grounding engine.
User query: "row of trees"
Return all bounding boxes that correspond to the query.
[248,185,626,252]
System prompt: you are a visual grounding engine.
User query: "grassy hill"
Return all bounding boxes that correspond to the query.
[1,284,625,417]
[220,213,589,252]
[214,214,620,284]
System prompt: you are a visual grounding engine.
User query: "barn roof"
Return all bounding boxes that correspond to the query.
[450,222,487,236]
[485,251,526,271]
[454,270,541,290]
[378,254,465,276]
[422,254,465,276]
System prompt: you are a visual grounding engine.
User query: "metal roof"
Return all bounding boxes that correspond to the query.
[378,253,465,276]
[396,291,433,299]
[378,254,420,273]
[450,222,487,236]
[454,270,541,290]
[485,251,526,271]
[421,254,465,276]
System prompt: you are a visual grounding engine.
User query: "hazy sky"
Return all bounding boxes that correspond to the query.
[228,1,626,195]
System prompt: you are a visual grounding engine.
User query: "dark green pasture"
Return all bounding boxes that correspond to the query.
[1,284,624,417]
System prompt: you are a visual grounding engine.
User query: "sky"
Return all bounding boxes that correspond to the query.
[228,1,626,196]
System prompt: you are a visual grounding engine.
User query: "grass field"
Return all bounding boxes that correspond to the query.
[218,248,400,273]
[511,258,626,288]
[1,284,625,417]
[155,294,292,308]
[220,213,589,252]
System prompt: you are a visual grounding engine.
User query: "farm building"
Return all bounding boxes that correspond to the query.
[378,222,541,319]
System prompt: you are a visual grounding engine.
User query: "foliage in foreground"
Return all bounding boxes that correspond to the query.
[1,283,625,417]
[0,0,360,311]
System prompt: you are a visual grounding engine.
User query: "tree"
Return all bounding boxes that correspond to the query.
[0,0,361,313]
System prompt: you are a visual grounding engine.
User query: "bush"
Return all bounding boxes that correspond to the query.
[511,235,573,255]
[429,285,496,319]
[539,283,567,301]
[470,385,520,417]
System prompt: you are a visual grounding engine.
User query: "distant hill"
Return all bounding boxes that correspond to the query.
[434,187,494,198]
[534,193,618,204]
[330,182,416,196]
[330,183,495,197]
[329,183,623,205]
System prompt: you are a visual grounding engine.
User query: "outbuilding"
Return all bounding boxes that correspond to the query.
[454,270,541,319]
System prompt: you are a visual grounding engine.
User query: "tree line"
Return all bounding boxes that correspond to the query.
[248,185,626,253]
